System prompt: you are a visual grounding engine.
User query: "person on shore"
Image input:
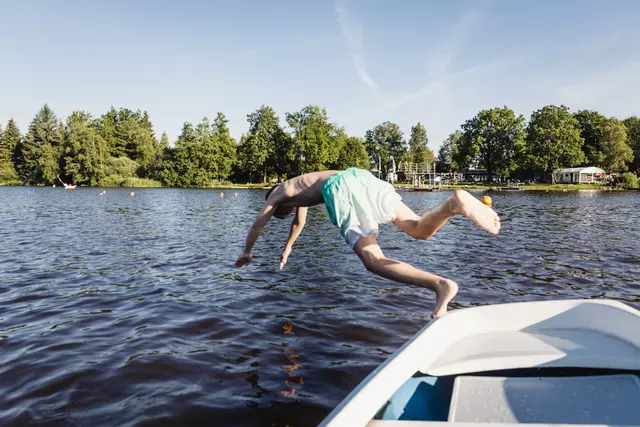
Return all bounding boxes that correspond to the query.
[235,168,500,317]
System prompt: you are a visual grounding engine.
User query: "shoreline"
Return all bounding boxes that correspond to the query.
[1,182,635,192]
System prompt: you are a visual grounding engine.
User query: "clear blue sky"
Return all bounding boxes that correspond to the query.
[1,0,639,150]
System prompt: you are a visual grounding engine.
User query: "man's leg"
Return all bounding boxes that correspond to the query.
[353,234,458,318]
[393,189,500,239]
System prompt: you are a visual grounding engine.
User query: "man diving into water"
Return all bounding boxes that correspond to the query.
[235,168,501,317]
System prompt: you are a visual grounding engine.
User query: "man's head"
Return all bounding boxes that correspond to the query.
[266,184,293,219]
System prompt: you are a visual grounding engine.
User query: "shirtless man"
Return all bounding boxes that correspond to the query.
[235,167,500,317]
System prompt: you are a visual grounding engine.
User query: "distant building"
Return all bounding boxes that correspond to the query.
[554,167,606,184]
[457,169,489,182]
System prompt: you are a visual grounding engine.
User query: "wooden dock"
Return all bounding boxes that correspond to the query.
[408,186,441,192]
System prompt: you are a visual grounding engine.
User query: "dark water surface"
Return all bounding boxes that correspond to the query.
[1,187,639,426]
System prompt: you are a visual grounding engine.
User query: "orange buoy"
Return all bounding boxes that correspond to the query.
[481,195,492,207]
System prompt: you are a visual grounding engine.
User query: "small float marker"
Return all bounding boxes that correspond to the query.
[130,192,135,197]
[481,195,492,207]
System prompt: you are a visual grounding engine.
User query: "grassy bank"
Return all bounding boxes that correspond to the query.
[118,178,162,188]
[514,183,615,191]
[2,181,634,192]
[393,182,631,192]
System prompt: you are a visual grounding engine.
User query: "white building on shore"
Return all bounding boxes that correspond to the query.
[554,167,606,184]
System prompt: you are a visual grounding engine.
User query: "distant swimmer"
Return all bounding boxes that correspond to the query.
[235,168,501,318]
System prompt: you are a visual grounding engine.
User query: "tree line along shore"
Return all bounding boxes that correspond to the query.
[0,104,638,190]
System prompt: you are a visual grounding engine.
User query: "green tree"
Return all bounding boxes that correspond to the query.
[135,111,157,168]
[98,107,119,155]
[525,105,585,182]
[213,112,236,180]
[160,123,193,187]
[599,117,633,173]
[148,132,170,182]
[0,120,20,182]
[18,104,63,184]
[237,133,268,183]
[615,172,638,189]
[194,116,218,179]
[98,107,156,170]
[453,107,526,181]
[248,106,293,181]
[574,110,607,166]
[623,116,640,173]
[238,106,284,181]
[332,136,369,170]
[102,156,140,179]
[407,122,435,164]
[164,120,219,187]
[235,134,257,182]
[116,109,156,168]
[286,105,342,175]
[3,120,21,164]
[436,131,462,173]
[158,132,170,151]
[61,111,108,185]
[364,122,406,176]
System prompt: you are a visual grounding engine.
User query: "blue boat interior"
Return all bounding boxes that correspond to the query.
[375,367,640,423]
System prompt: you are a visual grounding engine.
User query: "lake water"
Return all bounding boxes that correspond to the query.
[0,187,639,426]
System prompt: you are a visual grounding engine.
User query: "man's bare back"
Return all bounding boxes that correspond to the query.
[269,170,338,210]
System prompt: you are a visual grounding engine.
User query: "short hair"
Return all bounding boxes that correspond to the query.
[265,184,280,201]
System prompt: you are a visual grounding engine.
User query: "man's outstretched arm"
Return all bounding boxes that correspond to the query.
[236,202,277,267]
[280,207,308,269]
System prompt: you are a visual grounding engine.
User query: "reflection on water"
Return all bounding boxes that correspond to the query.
[281,323,304,399]
[0,187,639,426]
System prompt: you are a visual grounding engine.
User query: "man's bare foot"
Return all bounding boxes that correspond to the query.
[432,278,458,318]
[450,190,501,234]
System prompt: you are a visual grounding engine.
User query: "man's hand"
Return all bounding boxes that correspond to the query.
[235,252,253,267]
[280,246,292,270]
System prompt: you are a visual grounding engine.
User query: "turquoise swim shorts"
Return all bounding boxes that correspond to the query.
[321,168,402,248]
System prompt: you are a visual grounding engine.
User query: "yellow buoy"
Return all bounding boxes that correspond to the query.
[481,195,492,207]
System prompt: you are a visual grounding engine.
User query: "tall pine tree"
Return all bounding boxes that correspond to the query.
[213,112,236,181]
[0,124,13,182]
[148,131,170,182]
[18,104,63,185]
[98,107,156,170]
[407,122,434,164]
[2,119,22,181]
